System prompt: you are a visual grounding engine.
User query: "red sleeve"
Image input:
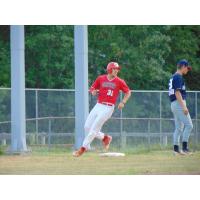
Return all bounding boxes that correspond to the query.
[90,76,100,93]
[120,79,130,93]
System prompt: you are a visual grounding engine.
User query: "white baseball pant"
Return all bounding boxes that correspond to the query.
[82,103,114,149]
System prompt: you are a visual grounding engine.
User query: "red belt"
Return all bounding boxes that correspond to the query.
[100,102,114,106]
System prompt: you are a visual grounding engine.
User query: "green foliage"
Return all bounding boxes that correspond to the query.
[0,39,10,87]
[25,25,74,88]
[0,147,4,155]
[0,89,10,122]
[0,25,200,90]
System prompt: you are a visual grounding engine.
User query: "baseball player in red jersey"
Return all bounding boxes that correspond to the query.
[73,62,131,157]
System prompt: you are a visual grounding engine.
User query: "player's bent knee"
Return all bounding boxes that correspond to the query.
[175,127,182,133]
[87,131,98,138]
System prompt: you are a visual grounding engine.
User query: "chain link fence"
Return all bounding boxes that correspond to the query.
[0,88,199,149]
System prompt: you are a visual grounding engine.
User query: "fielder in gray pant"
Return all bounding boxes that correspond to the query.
[168,59,193,154]
[171,100,193,146]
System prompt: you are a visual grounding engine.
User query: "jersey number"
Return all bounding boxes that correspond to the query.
[107,89,113,96]
[168,78,174,95]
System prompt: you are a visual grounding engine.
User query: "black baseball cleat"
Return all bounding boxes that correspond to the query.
[182,142,193,155]
[173,150,186,155]
[182,149,193,155]
[173,145,186,155]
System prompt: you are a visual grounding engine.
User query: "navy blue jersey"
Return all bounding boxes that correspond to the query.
[168,73,186,102]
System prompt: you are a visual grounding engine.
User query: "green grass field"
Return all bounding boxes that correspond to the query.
[0,147,200,175]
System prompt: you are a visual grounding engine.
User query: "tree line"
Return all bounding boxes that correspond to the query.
[0,25,200,90]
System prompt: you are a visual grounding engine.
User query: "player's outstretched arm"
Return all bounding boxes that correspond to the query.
[118,90,131,110]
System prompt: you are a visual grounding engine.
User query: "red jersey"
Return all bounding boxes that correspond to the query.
[90,75,130,105]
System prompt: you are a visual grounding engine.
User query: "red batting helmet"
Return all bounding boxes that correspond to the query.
[106,62,121,74]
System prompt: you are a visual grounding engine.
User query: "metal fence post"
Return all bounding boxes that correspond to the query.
[41,134,46,145]
[195,92,198,150]
[120,92,126,149]
[35,89,39,144]
[48,119,52,148]
[148,119,151,150]
[159,92,162,146]
[1,138,6,146]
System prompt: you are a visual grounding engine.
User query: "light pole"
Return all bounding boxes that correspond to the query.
[10,25,27,153]
[74,25,89,149]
